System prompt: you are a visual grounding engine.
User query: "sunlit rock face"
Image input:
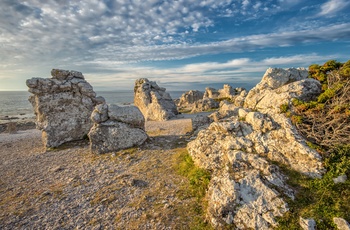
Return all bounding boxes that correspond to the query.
[244,67,321,114]
[187,67,325,229]
[134,78,178,121]
[26,69,104,148]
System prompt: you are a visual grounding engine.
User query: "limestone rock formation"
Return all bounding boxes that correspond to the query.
[26,69,103,148]
[134,78,178,121]
[88,103,148,154]
[204,87,220,99]
[218,84,236,98]
[177,90,204,111]
[187,67,326,228]
[204,84,246,101]
[187,117,295,229]
[191,98,219,113]
[244,68,321,114]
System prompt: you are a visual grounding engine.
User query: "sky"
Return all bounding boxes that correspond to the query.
[0,0,350,91]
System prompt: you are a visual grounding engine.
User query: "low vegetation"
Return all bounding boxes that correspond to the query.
[277,60,350,229]
[277,145,350,229]
[173,149,212,230]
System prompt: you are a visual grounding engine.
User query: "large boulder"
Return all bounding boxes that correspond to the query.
[244,68,321,114]
[134,78,178,121]
[26,69,104,148]
[88,103,148,154]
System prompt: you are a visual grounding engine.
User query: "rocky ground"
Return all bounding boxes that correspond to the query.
[0,117,205,229]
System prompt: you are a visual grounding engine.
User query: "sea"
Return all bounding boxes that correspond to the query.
[0,90,186,118]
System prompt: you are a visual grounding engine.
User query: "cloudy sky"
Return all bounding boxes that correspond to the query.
[1,0,349,91]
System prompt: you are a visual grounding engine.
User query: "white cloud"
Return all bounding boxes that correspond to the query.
[83,54,336,91]
[0,1,349,91]
[319,0,350,16]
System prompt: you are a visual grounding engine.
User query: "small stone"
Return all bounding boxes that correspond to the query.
[333,174,347,184]
[42,191,51,196]
[299,217,316,230]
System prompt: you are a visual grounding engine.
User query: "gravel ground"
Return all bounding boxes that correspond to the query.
[0,118,205,229]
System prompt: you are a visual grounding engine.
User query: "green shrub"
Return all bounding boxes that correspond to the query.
[291,115,303,124]
[317,83,343,103]
[280,103,289,113]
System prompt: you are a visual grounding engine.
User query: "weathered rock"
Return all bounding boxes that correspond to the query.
[244,68,321,114]
[191,115,212,131]
[233,89,247,107]
[333,217,350,230]
[89,103,147,154]
[188,119,294,229]
[333,174,348,184]
[218,84,235,98]
[187,106,325,228]
[204,87,220,99]
[26,69,102,148]
[191,98,219,113]
[178,90,204,107]
[204,85,246,100]
[299,217,316,230]
[134,78,178,121]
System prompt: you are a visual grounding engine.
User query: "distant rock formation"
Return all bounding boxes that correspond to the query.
[180,85,247,113]
[203,87,220,99]
[177,90,204,111]
[134,78,178,121]
[187,67,325,229]
[26,69,104,148]
[204,84,246,100]
[88,103,148,154]
[190,98,219,113]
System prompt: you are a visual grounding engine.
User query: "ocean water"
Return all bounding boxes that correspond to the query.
[0,90,185,117]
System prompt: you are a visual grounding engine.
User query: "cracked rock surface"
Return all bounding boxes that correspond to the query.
[26,69,104,149]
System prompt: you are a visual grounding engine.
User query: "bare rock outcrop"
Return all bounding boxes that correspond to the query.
[187,117,295,229]
[88,103,148,154]
[187,67,326,229]
[244,68,321,114]
[26,69,104,148]
[134,78,178,121]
